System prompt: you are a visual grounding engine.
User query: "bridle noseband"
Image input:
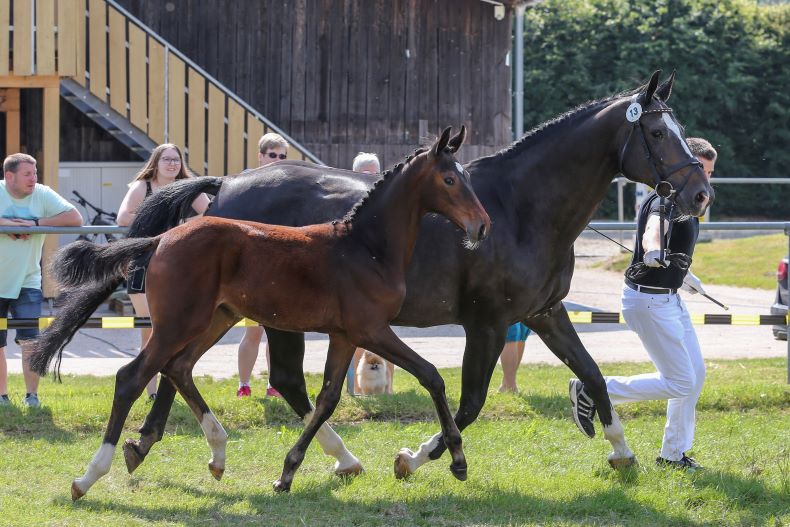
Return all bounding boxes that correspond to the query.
[617,96,702,200]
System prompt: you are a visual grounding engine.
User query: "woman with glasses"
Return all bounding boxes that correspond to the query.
[117,144,210,400]
[236,132,289,399]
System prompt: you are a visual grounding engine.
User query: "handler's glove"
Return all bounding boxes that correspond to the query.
[681,271,706,295]
[643,250,669,268]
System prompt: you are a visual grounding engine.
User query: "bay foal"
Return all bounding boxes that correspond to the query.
[31,127,490,499]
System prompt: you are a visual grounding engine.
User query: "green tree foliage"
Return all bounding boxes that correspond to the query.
[521,0,789,218]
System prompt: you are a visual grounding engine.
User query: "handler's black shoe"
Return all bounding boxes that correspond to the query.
[569,379,596,438]
[656,454,704,471]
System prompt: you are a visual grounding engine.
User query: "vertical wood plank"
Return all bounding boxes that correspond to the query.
[187,68,205,175]
[4,89,21,153]
[167,54,186,149]
[41,84,61,297]
[245,114,263,169]
[56,0,77,76]
[148,39,166,144]
[88,0,106,99]
[107,7,127,115]
[74,0,86,85]
[13,0,34,75]
[226,99,245,175]
[127,24,147,131]
[36,0,56,74]
[0,0,9,75]
[206,83,225,176]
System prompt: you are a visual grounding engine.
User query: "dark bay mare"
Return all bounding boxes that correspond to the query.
[30,127,491,499]
[35,71,712,484]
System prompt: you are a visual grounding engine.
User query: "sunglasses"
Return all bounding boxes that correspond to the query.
[263,152,287,160]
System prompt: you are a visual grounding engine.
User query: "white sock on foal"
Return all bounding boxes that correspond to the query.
[303,410,362,474]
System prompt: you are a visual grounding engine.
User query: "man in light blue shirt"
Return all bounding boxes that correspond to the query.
[0,153,82,408]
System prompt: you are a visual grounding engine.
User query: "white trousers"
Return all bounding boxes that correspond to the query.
[605,284,706,461]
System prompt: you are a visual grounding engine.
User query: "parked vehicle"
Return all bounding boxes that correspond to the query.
[771,256,788,340]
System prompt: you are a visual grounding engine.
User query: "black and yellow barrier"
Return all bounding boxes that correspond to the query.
[1,313,787,330]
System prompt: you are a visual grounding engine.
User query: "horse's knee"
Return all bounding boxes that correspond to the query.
[419,367,445,395]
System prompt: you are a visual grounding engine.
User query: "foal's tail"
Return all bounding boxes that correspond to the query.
[29,237,161,378]
[128,176,224,237]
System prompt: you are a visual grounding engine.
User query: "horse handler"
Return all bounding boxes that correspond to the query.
[570,138,717,471]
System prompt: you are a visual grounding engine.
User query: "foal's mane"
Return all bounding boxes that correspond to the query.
[495,86,643,159]
[339,147,430,225]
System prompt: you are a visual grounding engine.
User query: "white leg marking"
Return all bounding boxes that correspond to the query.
[200,412,228,470]
[602,409,635,464]
[304,410,362,474]
[399,432,442,474]
[74,442,116,494]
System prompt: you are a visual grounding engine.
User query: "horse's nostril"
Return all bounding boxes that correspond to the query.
[695,192,708,203]
[478,224,487,240]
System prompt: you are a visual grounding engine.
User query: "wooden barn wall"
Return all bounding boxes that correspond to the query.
[115,0,513,168]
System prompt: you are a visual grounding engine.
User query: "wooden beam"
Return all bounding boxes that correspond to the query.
[41,84,61,298]
[127,24,147,131]
[88,0,107,100]
[246,114,264,170]
[148,40,166,144]
[4,88,20,154]
[107,7,127,116]
[36,0,57,75]
[206,83,225,176]
[56,0,78,76]
[13,0,34,76]
[167,54,186,148]
[0,75,60,88]
[0,0,10,75]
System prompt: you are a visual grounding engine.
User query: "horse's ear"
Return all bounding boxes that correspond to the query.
[447,125,467,153]
[640,70,661,104]
[432,127,453,156]
[655,70,676,102]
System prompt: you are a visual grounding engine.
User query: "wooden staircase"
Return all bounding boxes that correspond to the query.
[1,0,322,175]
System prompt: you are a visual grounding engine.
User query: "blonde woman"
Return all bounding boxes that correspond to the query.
[117,144,210,399]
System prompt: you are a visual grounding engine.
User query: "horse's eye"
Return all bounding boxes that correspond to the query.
[444,176,455,186]
[652,130,664,139]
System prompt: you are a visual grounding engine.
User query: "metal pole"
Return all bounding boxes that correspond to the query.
[617,179,624,249]
[513,5,526,139]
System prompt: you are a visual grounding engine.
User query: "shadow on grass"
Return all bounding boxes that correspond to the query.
[0,404,77,442]
[63,477,737,527]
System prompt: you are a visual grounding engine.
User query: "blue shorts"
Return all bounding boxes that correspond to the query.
[0,288,43,347]
[505,322,531,343]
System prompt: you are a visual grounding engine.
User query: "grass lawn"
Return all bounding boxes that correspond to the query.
[1,359,788,526]
[597,233,787,290]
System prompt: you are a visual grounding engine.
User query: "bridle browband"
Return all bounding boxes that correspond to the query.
[617,97,702,200]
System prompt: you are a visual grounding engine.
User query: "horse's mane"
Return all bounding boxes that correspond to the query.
[495,86,643,159]
[338,147,430,226]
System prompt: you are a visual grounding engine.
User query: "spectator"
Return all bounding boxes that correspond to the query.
[345,152,395,395]
[236,133,289,398]
[0,153,83,407]
[498,322,531,393]
[117,144,210,400]
[569,137,716,471]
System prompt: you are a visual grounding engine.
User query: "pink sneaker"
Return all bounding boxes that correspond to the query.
[265,386,282,398]
[236,385,252,398]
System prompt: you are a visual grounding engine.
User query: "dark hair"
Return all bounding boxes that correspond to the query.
[686,137,717,162]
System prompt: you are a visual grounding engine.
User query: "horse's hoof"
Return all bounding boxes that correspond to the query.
[71,481,86,501]
[394,449,414,480]
[335,462,364,477]
[208,462,225,481]
[272,479,291,493]
[608,455,638,469]
[122,439,144,474]
[450,461,468,482]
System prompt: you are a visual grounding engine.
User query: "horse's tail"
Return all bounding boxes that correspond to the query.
[28,237,160,378]
[128,176,224,237]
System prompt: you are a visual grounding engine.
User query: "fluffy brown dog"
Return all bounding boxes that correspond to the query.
[356,350,390,395]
